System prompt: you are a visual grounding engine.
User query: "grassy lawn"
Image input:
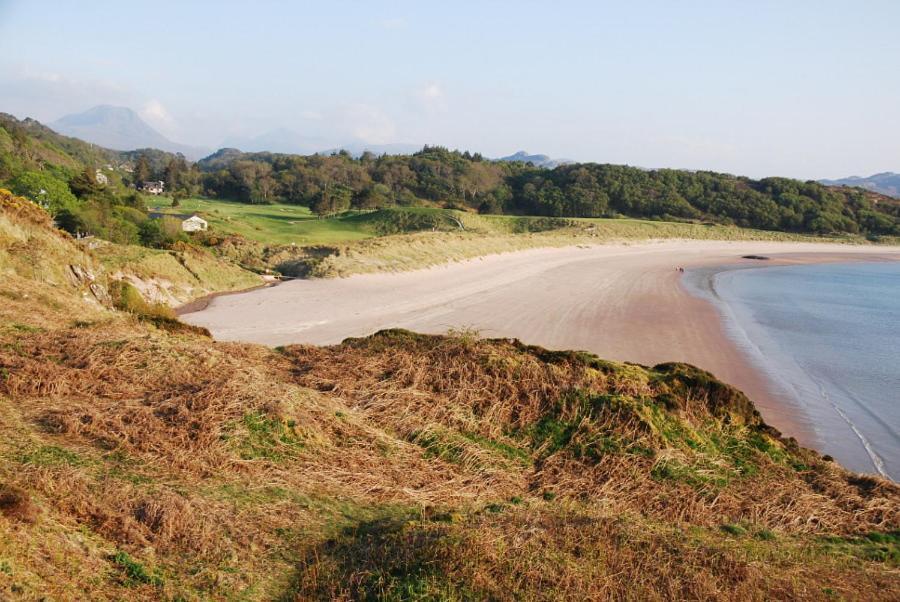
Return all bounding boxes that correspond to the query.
[149,196,378,245]
[148,196,746,247]
[147,197,880,278]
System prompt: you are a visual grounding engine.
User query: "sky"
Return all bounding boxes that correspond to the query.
[0,0,898,179]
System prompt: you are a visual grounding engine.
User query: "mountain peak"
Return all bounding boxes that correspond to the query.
[50,105,210,159]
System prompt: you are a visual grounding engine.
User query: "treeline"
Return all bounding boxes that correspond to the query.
[197,146,899,235]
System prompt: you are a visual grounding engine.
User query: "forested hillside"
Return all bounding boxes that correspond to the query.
[0,113,192,246]
[199,146,900,235]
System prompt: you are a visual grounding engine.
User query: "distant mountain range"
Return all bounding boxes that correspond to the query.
[819,172,900,198]
[221,128,327,155]
[221,128,424,157]
[497,150,571,168]
[47,106,576,168]
[50,105,210,160]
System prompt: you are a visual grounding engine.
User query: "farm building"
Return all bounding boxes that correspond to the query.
[181,215,208,232]
[140,180,165,195]
[148,212,209,232]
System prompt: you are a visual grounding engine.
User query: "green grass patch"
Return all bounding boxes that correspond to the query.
[19,445,88,467]
[459,431,531,465]
[111,551,163,587]
[650,458,730,490]
[232,411,306,461]
[819,531,900,565]
[720,523,748,537]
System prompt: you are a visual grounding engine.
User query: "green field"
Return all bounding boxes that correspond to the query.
[150,196,869,248]
[151,196,383,244]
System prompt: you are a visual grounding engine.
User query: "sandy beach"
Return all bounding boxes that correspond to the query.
[182,240,900,447]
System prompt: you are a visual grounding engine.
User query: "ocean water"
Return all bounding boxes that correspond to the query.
[689,262,900,480]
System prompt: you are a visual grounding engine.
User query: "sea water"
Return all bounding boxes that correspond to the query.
[689,262,900,480]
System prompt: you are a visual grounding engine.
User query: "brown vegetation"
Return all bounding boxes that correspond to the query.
[1,192,898,600]
[0,484,38,523]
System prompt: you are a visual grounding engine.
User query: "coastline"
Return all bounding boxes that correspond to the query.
[691,261,900,479]
[181,240,900,454]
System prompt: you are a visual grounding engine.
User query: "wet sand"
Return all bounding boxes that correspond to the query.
[182,240,900,448]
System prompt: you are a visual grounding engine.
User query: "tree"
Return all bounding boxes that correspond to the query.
[164,156,187,192]
[139,219,167,247]
[354,183,391,209]
[311,183,352,216]
[10,171,78,215]
[171,189,186,207]
[134,154,151,185]
[67,167,102,199]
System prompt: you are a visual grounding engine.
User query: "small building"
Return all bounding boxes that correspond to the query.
[181,215,208,232]
[148,212,208,233]
[95,169,109,185]
[140,180,165,195]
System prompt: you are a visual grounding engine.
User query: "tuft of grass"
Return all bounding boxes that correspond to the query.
[720,523,748,537]
[233,411,306,461]
[819,531,900,565]
[19,445,88,467]
[111,551,163,587]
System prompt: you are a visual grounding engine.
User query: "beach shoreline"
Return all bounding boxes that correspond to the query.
[182,239,900,452]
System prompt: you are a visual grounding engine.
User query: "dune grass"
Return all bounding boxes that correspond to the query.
[302,219,862,278]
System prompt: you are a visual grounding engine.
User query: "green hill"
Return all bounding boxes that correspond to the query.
[1,189,898,600]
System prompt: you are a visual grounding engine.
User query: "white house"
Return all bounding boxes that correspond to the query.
[141,181,165,195]
[95,169,109,185]
[181,215,208,232]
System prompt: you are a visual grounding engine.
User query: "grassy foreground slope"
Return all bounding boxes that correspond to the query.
[1,192,899,600]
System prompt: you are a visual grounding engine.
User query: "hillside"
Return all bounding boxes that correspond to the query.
[0,112,124,179]
[821,172,900,199]
[2,191,899,600]
[51,106,210,159]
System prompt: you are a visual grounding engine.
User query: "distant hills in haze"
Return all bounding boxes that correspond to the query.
[50,105,211,160]
[221,128,327,155]
[48,106,575,167]
[498,150,571,168]
[820,172,900,198]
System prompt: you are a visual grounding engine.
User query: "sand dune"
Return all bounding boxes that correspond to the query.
[182,239,900,444]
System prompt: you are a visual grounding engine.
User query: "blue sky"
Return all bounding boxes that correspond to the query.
[1,0,898,178]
